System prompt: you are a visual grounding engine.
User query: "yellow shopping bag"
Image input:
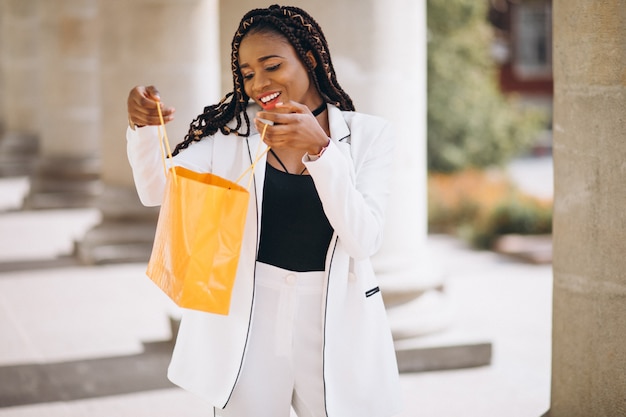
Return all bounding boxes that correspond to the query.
[146,104,268,315]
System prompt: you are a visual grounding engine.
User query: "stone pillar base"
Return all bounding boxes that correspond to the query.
[24,156,102,209]
[381,242,493,372]
[0,132,39,177]
[75,185,158,265]
[387,291,493,371]
[395,340,492,373]
[380,243,453,339]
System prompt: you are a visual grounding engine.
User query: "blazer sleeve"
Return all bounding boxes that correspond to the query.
[304,119,395,260]
[126,125,167,207]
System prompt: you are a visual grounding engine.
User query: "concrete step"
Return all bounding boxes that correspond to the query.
[493,234,552,264]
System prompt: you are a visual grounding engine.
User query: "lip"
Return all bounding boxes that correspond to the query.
[257,91,282,110]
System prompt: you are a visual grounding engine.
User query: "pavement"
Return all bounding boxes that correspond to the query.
[0,167,553,417]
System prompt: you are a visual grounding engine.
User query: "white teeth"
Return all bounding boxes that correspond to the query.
[261,92,280,103]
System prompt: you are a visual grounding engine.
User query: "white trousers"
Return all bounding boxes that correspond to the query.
[215,262,327,417]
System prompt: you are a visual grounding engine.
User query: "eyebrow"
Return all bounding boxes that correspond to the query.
[239,54,285,69]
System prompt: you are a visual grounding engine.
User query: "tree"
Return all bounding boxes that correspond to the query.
[427,0,545,173]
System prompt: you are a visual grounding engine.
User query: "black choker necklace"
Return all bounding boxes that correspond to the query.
[311,102,327,117]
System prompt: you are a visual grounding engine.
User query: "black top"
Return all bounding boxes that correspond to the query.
[257,163,334,272]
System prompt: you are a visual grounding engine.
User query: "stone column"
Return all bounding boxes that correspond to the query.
[77,0,219,264]
[0,0,4,134]
[332,0,475,370]
[363,0,450,336]
[545,1,626,416]
[0,0,42,177]
[22,0,101,208]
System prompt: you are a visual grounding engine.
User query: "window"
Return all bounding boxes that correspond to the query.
[512,2,552,79]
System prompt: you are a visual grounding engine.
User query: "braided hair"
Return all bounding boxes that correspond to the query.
[172,4,354,155]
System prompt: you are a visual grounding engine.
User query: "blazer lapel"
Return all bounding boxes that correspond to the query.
[328,104,351,143]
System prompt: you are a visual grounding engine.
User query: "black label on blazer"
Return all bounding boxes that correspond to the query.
[365,286,380,298]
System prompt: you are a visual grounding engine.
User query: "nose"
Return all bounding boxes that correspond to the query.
[252,72,271,94]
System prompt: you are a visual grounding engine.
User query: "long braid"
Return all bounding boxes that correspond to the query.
[173,4,354,155]
[279,7,354,110]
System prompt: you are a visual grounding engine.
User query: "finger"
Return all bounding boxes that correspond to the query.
[133,86,168,111]
[145,85,161,101]
[254,118,275,137]
[254,116,292,136]
[129,99,158,124]
[271,112,306,126]
[255,112,275,123]
[136,92,160,110]
[131,100,175,118]
[255,117,277,136]
[255,111,302,126]
[256,123,294,145]
[130,104,176,126]
[145,106,177,124]
[275,100,308,113]
[256,101,305,120]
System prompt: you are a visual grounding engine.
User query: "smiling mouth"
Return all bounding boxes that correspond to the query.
[259,92,281,110]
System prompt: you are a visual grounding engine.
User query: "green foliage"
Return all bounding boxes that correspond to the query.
[427,0,546,173]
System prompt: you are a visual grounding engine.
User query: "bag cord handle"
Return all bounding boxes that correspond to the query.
[156,102,178,186]
[235,123,270,189]
[156,102,270,191]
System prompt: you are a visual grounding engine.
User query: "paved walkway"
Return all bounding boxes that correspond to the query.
[0,176,552,417]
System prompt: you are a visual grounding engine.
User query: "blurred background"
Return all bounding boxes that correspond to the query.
[0,0,557,416]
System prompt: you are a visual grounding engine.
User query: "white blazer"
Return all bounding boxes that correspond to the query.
[127,104,402,417]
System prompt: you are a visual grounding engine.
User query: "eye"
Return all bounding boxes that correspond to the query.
[266,63,281,71]
[242,72,254,81]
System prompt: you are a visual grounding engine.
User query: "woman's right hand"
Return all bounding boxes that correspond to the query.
[127,85,176,128]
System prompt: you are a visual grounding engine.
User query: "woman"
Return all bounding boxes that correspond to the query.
[126,5,402,417]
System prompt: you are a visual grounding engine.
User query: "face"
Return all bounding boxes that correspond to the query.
[238,31,322,111]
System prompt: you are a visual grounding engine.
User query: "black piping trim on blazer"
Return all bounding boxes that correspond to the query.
[222,137,258,409]
[322,236,339,417]
[365,286,380,298]
[321,129,348,416]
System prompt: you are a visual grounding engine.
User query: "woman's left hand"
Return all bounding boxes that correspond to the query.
[254,101,330,155]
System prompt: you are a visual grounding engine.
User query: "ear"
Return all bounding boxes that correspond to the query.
[305,51,317,69]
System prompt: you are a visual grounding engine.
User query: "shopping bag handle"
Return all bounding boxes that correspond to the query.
[156,102,269,191]
[156,102,178,186]
[235,123,270,190]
